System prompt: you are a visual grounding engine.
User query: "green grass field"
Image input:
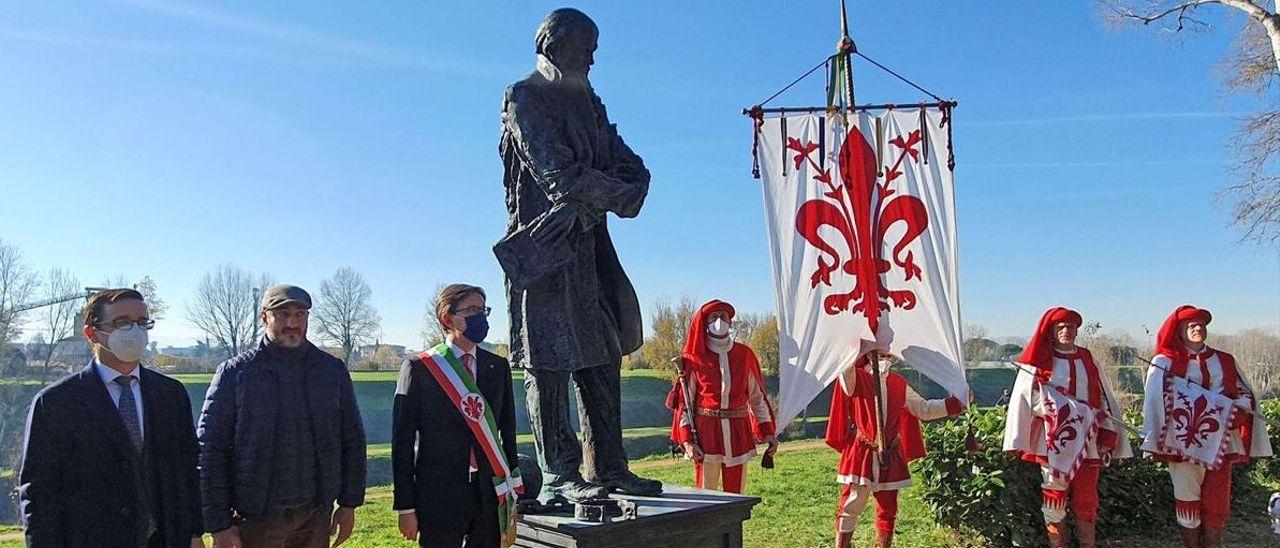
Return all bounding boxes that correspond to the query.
[169,368,674,385]
[172,367,685,445]
[3,439,1276,547]
[306,440,967,548]
[301,442,1280,548]
[168,365,1010,448]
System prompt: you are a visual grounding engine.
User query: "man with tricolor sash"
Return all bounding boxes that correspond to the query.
[1141,305,1272,548]
[393,284,522,548]
[1003,307,1131,548]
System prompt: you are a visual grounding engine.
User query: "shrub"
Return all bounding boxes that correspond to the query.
[915,407,1044,546]
[915,403,1279,546]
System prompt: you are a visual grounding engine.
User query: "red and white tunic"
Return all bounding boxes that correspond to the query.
[670,342,776,466]
[1003,349,1132,464]
[827,364,962,490]
[1141,346,1272,463]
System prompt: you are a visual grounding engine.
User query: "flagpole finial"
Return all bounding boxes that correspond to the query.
[837,0,856,52]
[839,0,849,39]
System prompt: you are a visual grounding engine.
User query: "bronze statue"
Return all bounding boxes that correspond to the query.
[495,8,661,502]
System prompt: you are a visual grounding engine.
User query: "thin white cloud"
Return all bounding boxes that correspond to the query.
[7,0,516,77]
[970,112,1242,127]
[0,23,309,65]
[966,159,1223,168]
[982,181,1205,203]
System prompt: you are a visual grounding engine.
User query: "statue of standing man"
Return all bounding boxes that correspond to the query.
[495,8,662,502]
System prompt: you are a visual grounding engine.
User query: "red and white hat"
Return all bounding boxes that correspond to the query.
[1017,307,1082,370]
[1154,305,1212,358]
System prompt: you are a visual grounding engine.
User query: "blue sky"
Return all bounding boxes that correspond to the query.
[2,1,1276,348]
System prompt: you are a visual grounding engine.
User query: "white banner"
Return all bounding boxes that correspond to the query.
[1041,386,1099,481]
[1158,377,1237,470]
[757,110,966,428]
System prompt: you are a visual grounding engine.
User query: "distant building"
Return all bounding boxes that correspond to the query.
[51,337,91,365]
[162,345,204,358]
[356,344,406,360]
[3,346,27,375]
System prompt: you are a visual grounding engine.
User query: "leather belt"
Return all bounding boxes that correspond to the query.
[856,433,901,453]
[696,407,750,418]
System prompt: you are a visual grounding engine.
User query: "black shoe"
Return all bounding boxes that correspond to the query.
[594,471,663,496]
[542,477,610,503]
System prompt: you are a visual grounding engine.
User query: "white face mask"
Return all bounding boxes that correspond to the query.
[707,318,731,338]
[99,326,148,364]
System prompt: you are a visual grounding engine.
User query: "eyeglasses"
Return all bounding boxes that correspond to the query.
[452,306,492,318]
[98,318,156,331]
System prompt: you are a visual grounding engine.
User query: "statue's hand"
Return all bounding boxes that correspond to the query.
[531,204,577,247]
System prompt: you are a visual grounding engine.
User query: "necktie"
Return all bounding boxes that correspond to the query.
[462,353,478,476]
[462,353,475,379]
[114,376,143,452]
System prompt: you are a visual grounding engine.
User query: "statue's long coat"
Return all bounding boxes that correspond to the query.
[498,71,649,371]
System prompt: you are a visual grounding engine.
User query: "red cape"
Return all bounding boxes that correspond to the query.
[825,361,926,463]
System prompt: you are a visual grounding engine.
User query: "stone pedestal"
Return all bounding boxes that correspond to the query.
[515,484,760,548]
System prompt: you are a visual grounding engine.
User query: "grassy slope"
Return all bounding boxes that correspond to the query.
[169,369,673,384]
[3,440,1276,547]
[346,442,1280,548]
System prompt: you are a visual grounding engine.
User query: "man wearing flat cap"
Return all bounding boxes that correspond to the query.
[197,284,367,548]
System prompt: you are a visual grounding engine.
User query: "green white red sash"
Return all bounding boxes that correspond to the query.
[418,344,523,544]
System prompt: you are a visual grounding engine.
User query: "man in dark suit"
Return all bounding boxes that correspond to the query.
[19,288,203,547]
[393,284,521,547]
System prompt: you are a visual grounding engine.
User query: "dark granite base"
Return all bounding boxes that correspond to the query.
[515,484,760,548]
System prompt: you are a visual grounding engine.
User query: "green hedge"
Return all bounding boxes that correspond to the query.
[915,404,1280,547]
[176,366,1022,445]
[181,372,679,444]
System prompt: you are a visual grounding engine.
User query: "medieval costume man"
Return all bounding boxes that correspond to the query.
[1003,307,1132,548]
[668,300,778,494]
[826,353,965,548]
[1141,305,1272,548]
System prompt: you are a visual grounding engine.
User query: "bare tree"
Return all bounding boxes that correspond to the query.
[1104,1,1280,242]
[186,264,274,359]
[1215,327,1280,397]
[313,267,381,363]
[135,275,168,320]
[962,323,997,363]
[101,274,130,288]
[1078,323,1145,407]
[419,283,448,349]
[641,295,699,373]
[0,240,39,371]
[740,312,782,376]
[38,268,81,380]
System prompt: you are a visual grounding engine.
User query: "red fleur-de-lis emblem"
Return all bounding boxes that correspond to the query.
[790,125,930,330]
[461,393,485,422]
[1047,404,1082,455]
[1170,393,1223,449]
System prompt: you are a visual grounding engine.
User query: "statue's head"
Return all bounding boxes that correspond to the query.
[535,8,598,77]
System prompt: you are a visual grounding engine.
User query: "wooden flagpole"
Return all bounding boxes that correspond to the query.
[837,0,885,459]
